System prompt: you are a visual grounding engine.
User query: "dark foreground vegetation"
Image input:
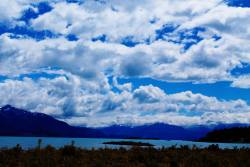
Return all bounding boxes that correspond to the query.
[199,126,250,143]
[1,144,250,167]
[103,141,154,146]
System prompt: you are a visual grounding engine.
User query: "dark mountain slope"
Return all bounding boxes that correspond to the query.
[0,105,103,138]
[199,126,250,143]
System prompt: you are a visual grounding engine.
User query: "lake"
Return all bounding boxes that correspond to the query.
[0,136,250,149]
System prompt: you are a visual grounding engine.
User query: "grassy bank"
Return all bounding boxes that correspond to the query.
[1,144,250,167]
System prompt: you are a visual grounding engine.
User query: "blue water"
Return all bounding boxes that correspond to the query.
[0,137,250,149]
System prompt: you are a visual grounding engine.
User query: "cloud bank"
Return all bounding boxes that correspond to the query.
[0,0,250,127]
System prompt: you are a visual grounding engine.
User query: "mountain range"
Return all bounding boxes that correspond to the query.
[0,105,248,140]
[0,105,103,138]
[97,124,210,140]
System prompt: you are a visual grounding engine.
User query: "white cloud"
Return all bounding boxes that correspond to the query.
[63,84,250,127]
[0,0,49,24]
[0,72,111,117]
[0,0,27,23]
[1,0,250,127]
[133,85,165,103]
[1,76,250,127]
[182,5,250,39]
[231,75,250,88]
[1,0,250,84]
[23,0,249,84]
[31,0,223,42]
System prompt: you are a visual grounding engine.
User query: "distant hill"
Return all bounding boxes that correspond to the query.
[98,123,211,140]
[0,105,103,138]
[98,123,250,141]
[199,126,250,143]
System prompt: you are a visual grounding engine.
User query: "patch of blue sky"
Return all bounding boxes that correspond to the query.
[117,77,250,103]
[108,77,122,93]
[0,76,8,82]
[0,72,64,83]
[67,0,83,3]
[19,2,53,24]
[226,0,250,7]
[155,24,206,51]
[66,34,79,41]
[2,2,60,40]
[121,36,141,47]
[231,63,250,76]
[0,24,58,40]
[155,24,179,41]
[91,24,208,49]
[17,72,63,80]
[212,34,222,41]
[117,23,220,49]
[92,34,107,42]
[178,27,206,50]
[92,34,148,47]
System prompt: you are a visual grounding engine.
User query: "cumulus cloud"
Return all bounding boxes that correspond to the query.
[1,0,250,83]
[29,0,249,83]
[231,75,250,88]
[0,0,250,127]
[1,76,250,127]
[0,0,51,24]
[31,0,223,42]
[64,84,250,127]
[0,0,28,23]
[182,5,250,39]
[0,72,110,117]
[133,85,165,103]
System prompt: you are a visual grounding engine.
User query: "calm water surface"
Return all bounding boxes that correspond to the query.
[0,137,250,149]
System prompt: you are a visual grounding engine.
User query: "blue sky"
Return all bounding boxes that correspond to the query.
[0,0,250,127]
[117,78,250,103]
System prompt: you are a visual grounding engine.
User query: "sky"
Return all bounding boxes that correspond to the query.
[0,0,250,127]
